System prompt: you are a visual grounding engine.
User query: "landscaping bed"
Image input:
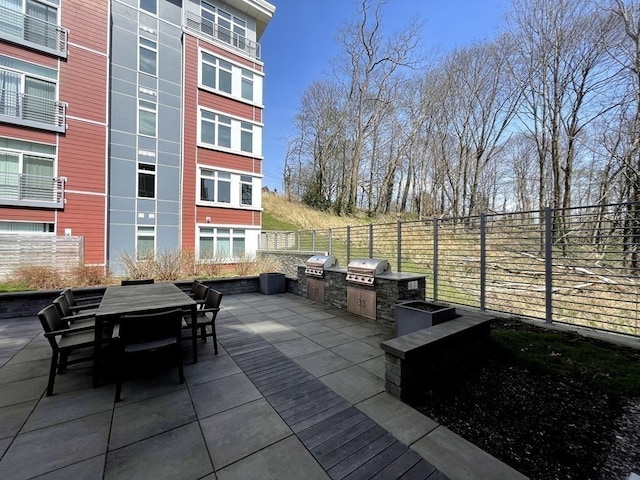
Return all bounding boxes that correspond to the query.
[407,319,640,480]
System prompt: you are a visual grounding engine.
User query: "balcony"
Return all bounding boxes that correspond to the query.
[0,89,66,133]
[0,6,68,57]
[0,172,65,208]
[184,11,261,60]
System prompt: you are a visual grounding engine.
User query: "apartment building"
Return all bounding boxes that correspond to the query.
[0,0,274,274]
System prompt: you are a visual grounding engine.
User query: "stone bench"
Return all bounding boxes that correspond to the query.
[380,310,495,400]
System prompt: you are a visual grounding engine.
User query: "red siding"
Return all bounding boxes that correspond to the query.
[0,43,58,68]
[0,124,57,144]
[62,0,109,54]
[197,39,264,72]
[195,207,259,226]
[57,192,105,264]
[0,209,55,222]
[197,148,262,175]
[60,45,108,123]
[58,119,105,193]
[198,94,262,123]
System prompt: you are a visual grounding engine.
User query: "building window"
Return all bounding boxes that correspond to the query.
[200,169,230,204]
[200,110,231,149]
[0,55,59,127]
[0,137,55,201]
[201,52,231,94]
[0,221,54,233]
[240,175,252,206]
[201,1,247,49]
[140,0,156,14]
[137,163,155,198]
[241,69,253,101]
[240,122,253,153]
[139,37,157,76]
[138,99,156,137]
[137,226,155,259]
[1,0,62,51]
[198,226,245,261]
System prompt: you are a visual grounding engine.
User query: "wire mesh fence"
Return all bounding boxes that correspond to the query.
[260,203,640,337]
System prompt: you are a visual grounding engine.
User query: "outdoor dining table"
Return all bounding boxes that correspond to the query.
[93,282,198,387]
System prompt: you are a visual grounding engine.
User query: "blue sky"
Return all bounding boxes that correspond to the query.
[259,0,512,191]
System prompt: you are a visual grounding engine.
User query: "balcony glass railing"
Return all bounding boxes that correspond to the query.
[0,172,64,209]
[0,89,66,133]
[184,11,261,60]
[0,6,68,57]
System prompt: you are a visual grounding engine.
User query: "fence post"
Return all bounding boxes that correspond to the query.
[369,224,373,258]
[329,228,333,255]
[397,220,402,273]
[545,207,553,324]
[312,230,316,251]
[297,231,300,251]
[274,232,278,250]
[480,213,486,311]
[433,217,439,301]
[347,226,351,263]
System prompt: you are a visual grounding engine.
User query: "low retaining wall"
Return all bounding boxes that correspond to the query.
[380,311,494,401]
[0,275,299,319]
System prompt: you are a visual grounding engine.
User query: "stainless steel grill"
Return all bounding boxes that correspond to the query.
[346,258,390,285]
[305,255,337,277]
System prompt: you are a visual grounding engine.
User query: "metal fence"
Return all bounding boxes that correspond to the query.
[260,203,640,337]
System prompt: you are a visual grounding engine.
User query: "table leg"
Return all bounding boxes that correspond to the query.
[93,316,103,388]
[191,304,198,363]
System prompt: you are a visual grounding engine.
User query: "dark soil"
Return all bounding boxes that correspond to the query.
[407,320,640,480]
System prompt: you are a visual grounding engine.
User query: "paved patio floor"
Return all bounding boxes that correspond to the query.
[0,292,526,480]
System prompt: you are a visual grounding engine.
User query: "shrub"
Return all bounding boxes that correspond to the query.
[14,265,64,290]
[70,264,108,287]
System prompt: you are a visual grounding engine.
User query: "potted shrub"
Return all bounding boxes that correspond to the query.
[395,300,456,336]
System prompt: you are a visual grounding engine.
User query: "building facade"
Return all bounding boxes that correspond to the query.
[0,0,274,274]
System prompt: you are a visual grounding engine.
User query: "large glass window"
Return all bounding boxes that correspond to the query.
[198,226,246,261]
[240,122,253,153]
[241,68,253,101]
[138,99,156,137]
[240,175,252,206]
[139,37,157,76]
[137,226,155,259]
[199,50,259,104]
[0,137,55,201]
[140,0,156,14]
[200,52,231,94]
[200,2,247,50]
[137,163,155,198]
[199,110,231,149]
[200,169,231,204]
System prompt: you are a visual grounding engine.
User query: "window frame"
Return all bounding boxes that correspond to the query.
[197,166,258,209]
[197,225,247,262]
[198,48,262,106]
[136,225,155,260]
[138,36,157,76]
[138,98,157,137]
[198,107,262,157]
[137,162,156,199]
[140,0,157,14]
[0,138,56,201]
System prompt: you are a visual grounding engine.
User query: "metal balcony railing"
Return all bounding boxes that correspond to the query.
[0,172,64,208]
[0,89,66,133]
[0,6,68,57]
[184,11,261,60]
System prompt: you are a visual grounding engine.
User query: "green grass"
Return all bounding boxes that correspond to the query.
[491,326,640,396]
[262,211,300,231]
[0,281,32,293]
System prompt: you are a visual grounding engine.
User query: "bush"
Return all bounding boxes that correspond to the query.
[70,264,108,286]
[14,265,64,290]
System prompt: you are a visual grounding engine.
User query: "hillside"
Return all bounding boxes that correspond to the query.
[261,192,398,231]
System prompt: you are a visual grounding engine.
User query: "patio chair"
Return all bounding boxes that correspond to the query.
[182,288,223,355]
[192,282,208,308]
[52,295,95,328]
[38,304,96,396]
[113,308,184,402]
[61,288,102,311]
[121,279,154,285]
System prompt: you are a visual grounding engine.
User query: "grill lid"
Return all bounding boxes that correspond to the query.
[305,255,337,277]
[346,258,389,275]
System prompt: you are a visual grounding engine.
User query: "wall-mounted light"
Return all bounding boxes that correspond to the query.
[205,217,211,223]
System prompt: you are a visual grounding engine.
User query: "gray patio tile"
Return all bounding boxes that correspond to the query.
[294,349,354,377]
[0,376,47,408]
[247,321,302,343]
[319,364,384,404]
[114,367,186,404]
[331,340,383,364]
[22,386,114,433]
[254,303,285,313]
[273,313,315,327]
[5,344,51,364]
[356,393,438,446]
[307,330,354,348]
[34,455,105,480]
[104,422,212,480]
[411,426,528,480]
[265,308,300,320]
[0,411,110,480]
[0,358,49,384]
[184,354,241,386]
[0,355,10,368]
[190,372,261,419]
[272,337,325,359]
[358,355,386,379]
[216,435,329,480]
[47,364,95,395]
[0,400,35,439]
[359,331,396,348]
[339,323,388,340]
[317,316,361,330]
[291,321,333,337]
[200,398,292,469]
[110,389,196,450]
[0,437,11,458]
[301,310,340,321]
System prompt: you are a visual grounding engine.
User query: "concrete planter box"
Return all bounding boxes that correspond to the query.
[259,273,286,295]
[395,300,456,336]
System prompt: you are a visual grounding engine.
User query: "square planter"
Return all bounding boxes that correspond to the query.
[395,300,456,336]
[259,273,286,295]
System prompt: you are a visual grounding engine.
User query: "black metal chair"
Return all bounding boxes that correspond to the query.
[38,304,96,396]
[52,295,95,328]
[113,308,184,402]
[192,281,208,308]
[182,288,223,355]
[121,279,154,286]
[61,288,102,312]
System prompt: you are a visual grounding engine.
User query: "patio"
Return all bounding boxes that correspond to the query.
[0,292,525,480]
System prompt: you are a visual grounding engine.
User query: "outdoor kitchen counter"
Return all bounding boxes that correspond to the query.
[322,265,426,281]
